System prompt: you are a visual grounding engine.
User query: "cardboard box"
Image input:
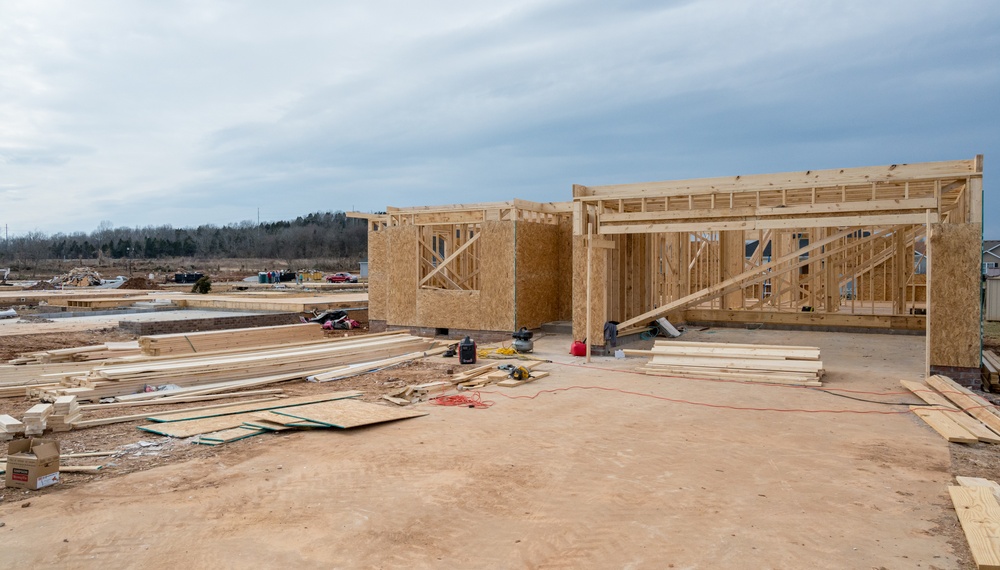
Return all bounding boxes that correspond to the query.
[4,438,60,490]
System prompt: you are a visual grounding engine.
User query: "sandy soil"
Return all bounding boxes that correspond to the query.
[2,328,996,568]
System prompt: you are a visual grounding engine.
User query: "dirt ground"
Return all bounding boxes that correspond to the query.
[1,328,997,568]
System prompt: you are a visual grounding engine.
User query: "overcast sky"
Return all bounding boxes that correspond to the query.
[1,1,998,237]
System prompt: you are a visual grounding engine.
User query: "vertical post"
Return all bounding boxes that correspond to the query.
[925,211,932,377]
[586,220,593,363]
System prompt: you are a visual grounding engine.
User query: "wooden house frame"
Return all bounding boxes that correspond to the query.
[351,200,574,338]
[572,156,984,377]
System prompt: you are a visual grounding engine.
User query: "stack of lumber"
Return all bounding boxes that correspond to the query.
[628,341,823,385]
[902,376,1000,444]
[8,341,141,365]
[23,403,53,435]
[32,333,438,402]
[948,476,1000,569]
[49,395,82,432]
[457,361,550,390]
[138,323,325,356]
[0,414,24,441]
[981,350,1000,393]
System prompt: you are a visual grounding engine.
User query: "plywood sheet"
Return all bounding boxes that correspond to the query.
[147,391,363,422]
[479,221,516,331]
[272,398,428,428]
[415,289,485,330]
[139,414,254,438]
[367,229,388,321]
[571,234,608,343]
[516,221,569,328]
[386,225,420,326]
[198,426,266,444]
[929,223,982,368]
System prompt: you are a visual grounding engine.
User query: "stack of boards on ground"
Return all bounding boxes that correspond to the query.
[626,340,824,386]
[981,349,1000,393]
[901,375,1000,445]
[948,476,1000,570]
[133,391,427,446]
[138,323,326,356]
[18,332,440,402]
[8,341,141,365]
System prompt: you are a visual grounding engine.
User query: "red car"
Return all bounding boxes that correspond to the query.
[325,272,358,283]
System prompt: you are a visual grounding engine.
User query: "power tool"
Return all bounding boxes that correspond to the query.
[498,364,531,381]
[511,327,534,353]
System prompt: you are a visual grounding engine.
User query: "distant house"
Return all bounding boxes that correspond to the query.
[985,240,1000,276]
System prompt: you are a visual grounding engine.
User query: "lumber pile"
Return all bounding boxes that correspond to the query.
[902,376,1000,444]
[23,403,53,436]
[982,350,1000,393]
[628,341,824,386]
[8,341,141,365]
[51,266,102,287]
[138,323,325,356]
[949,476,1000,569]
[49,396,82,432]
[29,333,438,402]
[381,361,551,405]
[0,414,24,442]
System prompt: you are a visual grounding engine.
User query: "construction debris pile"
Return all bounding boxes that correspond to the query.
[628,340,824,386]
[51,267,102,287]
[118,276,162,290]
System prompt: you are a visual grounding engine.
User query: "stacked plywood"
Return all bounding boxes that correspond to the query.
[34,333,437,402]
[631,341,824,386]
[902,375,1000,444]
[138,323,326,356]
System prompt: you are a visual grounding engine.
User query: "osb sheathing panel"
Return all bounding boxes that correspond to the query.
[929,222,981,368]
[385,225,419,326]
[367,230,387,321]
[557,221,574,319]
[515,221,570,329]
[478,221,516,331]
[571,234,608,343]
[416,289,485,330]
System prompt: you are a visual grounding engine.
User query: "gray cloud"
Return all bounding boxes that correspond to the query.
[0,0,997,236]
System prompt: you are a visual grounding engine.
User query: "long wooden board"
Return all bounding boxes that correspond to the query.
[926,376,1000,434]
[910,406,978,443]
[901,380,1000,443]
[271,399,428,428]
[948,486,1000,570]
[958,477,1000,504]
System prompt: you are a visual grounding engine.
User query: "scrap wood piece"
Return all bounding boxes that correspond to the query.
[910,406,978,444]
[381,395,411,406]
[196,426,266,445]
[901,380,1000,444]
[271,399,428,428]
[306,345,450,382]
[147,390,363,423]
[926,376,1000,433]
[948,485,1000,570]
[958,477,1000,504]
[0,462,101,475]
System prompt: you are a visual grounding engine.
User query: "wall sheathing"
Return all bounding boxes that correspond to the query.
[367,229,388,321]
[515,221,569,329]
[928,222,982,369]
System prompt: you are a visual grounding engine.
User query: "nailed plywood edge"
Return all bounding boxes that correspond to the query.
[929,223,982,368]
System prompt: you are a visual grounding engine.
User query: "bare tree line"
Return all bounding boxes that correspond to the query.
[0,211,368,266]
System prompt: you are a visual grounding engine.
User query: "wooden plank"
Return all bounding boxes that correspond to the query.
[70,397,284,429]
[138,414,261,438]
[926,376,1000,433]
[147,391,363,422]
[958,477,1000,504]
[271,399,428,428]
[901,380,1000,443]
[910,406,978,443]
[948,486,1000,570]
[496,370,549,387]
